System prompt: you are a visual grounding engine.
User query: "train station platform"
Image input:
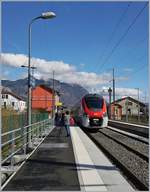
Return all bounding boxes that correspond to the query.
[2,126,135,191]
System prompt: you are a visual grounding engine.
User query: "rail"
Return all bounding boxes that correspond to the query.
[108,120,149,138]
[1,118,53,166]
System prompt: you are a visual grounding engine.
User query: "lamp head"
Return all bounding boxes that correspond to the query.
[41,11,56,19]
[21,65,26,68]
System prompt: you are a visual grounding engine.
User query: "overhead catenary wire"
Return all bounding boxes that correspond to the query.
[104,52,147,85]
[115,63,147,87]
[100,7,148,82]
[117,36,147,71]
[95,2,132,72]
[98,2,148,72]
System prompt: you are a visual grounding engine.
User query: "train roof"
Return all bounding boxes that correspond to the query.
[83,94,103,99]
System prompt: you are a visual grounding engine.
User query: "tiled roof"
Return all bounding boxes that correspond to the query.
[112,96,145,107]
[2,88,24,101]
[38,84,60,95]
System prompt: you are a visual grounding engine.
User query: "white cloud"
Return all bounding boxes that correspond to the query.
[123,68,133,72]
[80,63,85,67]
[90,86,144,102]
[115,87,140,98]
[1,53,114,88]
[116,76,129,81]
[1,53,28,67]
[2,53,141,101]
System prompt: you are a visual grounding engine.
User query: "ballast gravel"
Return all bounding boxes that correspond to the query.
[100,128,149,159]
[91,132,149,189]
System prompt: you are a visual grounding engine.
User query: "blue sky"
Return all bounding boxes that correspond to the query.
[1,1,149,102]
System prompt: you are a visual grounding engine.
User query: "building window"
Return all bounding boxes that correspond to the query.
[128,102,132,106]
[4,102,6,108]
[2,95,5,99]
[128,108,131,115]
[140,108,143,112]
[6,95,8,99]
[12,102,15,107]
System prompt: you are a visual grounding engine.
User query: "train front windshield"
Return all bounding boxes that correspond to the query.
[85,97,103,109]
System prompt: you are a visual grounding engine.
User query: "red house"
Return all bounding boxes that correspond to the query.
[32,85,54,113]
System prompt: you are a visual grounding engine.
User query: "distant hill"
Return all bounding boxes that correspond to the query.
[1,78,88,107]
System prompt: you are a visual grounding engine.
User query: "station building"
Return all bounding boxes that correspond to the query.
[110,96,147,120]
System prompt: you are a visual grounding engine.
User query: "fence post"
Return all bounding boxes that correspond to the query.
[37,122,40,138]
[46,119,49,134]
[23,126,27,155]
[11,131,15,168]
[40,121,42,137]
[43,120,45,137]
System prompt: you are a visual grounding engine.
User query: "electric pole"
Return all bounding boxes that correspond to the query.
[113,68,115,103]
[112,68,115,119]
[108,87,112,119]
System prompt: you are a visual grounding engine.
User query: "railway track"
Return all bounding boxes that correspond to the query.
[107,126,149,144]
[83,127,149,191]
[100,127,149,162]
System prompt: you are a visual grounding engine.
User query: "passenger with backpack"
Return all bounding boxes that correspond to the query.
[64,111,70,137]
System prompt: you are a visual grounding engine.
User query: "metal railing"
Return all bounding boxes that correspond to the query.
[1,118,53,166]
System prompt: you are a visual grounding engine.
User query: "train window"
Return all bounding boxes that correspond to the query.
[85,97,103,109]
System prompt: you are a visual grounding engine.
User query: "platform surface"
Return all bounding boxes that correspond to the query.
[70,126,135,192]
[2,126,138,191]
[3,126,80,191]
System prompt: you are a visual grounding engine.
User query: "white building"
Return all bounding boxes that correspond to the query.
[1,89,26,112]
[112,96,146,116]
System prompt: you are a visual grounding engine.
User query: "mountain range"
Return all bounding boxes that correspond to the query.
[1,78,88,107]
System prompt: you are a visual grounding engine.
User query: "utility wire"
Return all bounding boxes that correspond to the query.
[117,37,147,71]
[98,2,148,72]
[101,36,147,82]
[105,53,147,85]
[96,2,132,71]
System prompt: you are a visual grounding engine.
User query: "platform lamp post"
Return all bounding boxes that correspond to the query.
[21,65,37,71]
[21,65,37,87]
[21,65,37,102]
[27,11,56,149]
[108,68,115,119]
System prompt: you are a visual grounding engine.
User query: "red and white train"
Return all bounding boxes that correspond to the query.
[73,94,108,130]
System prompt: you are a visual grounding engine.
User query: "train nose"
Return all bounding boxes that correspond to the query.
[93,112,98,116]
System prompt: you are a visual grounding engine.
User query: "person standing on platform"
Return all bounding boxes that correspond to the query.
[59,112,65,136]
[70,112,75,126]
[54,112,59,126]
[64,111,70,137]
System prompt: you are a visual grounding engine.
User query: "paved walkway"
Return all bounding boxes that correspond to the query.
[3,126,80,191]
